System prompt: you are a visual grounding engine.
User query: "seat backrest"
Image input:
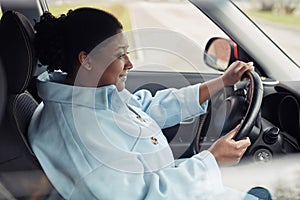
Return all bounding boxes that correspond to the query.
[0,62,6,125]
[0,10,62,199]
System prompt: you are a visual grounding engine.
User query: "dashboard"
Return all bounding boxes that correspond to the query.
[245,81,300,162]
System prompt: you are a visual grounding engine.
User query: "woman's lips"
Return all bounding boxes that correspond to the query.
[119,73,127,81]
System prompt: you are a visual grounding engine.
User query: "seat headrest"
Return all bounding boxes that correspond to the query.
[0,10,37,94]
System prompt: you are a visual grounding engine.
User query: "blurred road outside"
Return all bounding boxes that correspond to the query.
[123,0,300,71]
[234,0,300,66]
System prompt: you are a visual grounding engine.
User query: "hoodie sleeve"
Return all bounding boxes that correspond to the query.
[130,83,208,129]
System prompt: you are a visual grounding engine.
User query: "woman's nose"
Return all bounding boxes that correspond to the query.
[124,55,133,70]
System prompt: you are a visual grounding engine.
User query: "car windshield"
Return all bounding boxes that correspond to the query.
[233,0,300,67]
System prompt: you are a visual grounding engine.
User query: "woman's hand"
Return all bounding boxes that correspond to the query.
[208,125,251,166]
[221,61,254,87]
[198,60,254,104]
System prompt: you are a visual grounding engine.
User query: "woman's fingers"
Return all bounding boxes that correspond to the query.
[222,60,255,86]
[223,124,240,139]
[235,137,251,149]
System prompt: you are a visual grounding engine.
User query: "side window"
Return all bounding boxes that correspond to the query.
[48,0,228,73]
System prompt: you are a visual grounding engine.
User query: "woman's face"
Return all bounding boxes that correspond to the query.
[98,43,133,91]
[87,32,133,91]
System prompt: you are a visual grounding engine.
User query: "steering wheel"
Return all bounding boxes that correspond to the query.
[195,70,263,152]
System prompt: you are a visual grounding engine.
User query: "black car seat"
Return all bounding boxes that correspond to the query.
[0,62,6,125]
[0,10,62,199]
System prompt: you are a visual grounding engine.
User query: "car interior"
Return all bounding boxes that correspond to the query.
[1,0,300,199]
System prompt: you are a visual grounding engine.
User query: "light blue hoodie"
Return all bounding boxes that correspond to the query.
[28,71,256,200]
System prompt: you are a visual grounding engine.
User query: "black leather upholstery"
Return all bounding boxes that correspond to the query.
[0,63,6,124]
[0,11,62,199]
[0,10,37,94]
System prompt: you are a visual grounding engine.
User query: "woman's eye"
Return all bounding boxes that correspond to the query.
[117,52,129,59]
[118,54,125,59]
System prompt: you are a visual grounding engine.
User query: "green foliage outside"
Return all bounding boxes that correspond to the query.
[246,10,300,27]
[48,3,131,31]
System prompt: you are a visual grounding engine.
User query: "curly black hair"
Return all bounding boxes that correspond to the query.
[34,7,123,74]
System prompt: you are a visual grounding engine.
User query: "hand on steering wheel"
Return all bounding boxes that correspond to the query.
[221,61,254,87]
[195,62,263,157]
[208,124,251,166]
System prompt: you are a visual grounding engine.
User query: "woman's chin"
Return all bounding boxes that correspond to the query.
[116,82,126,91]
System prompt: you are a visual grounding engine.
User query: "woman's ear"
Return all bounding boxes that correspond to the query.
[78,51,92,71]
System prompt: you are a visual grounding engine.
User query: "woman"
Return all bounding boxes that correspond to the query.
[29,7,267,200]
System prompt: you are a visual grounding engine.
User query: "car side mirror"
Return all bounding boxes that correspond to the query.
[204,37,238,71]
